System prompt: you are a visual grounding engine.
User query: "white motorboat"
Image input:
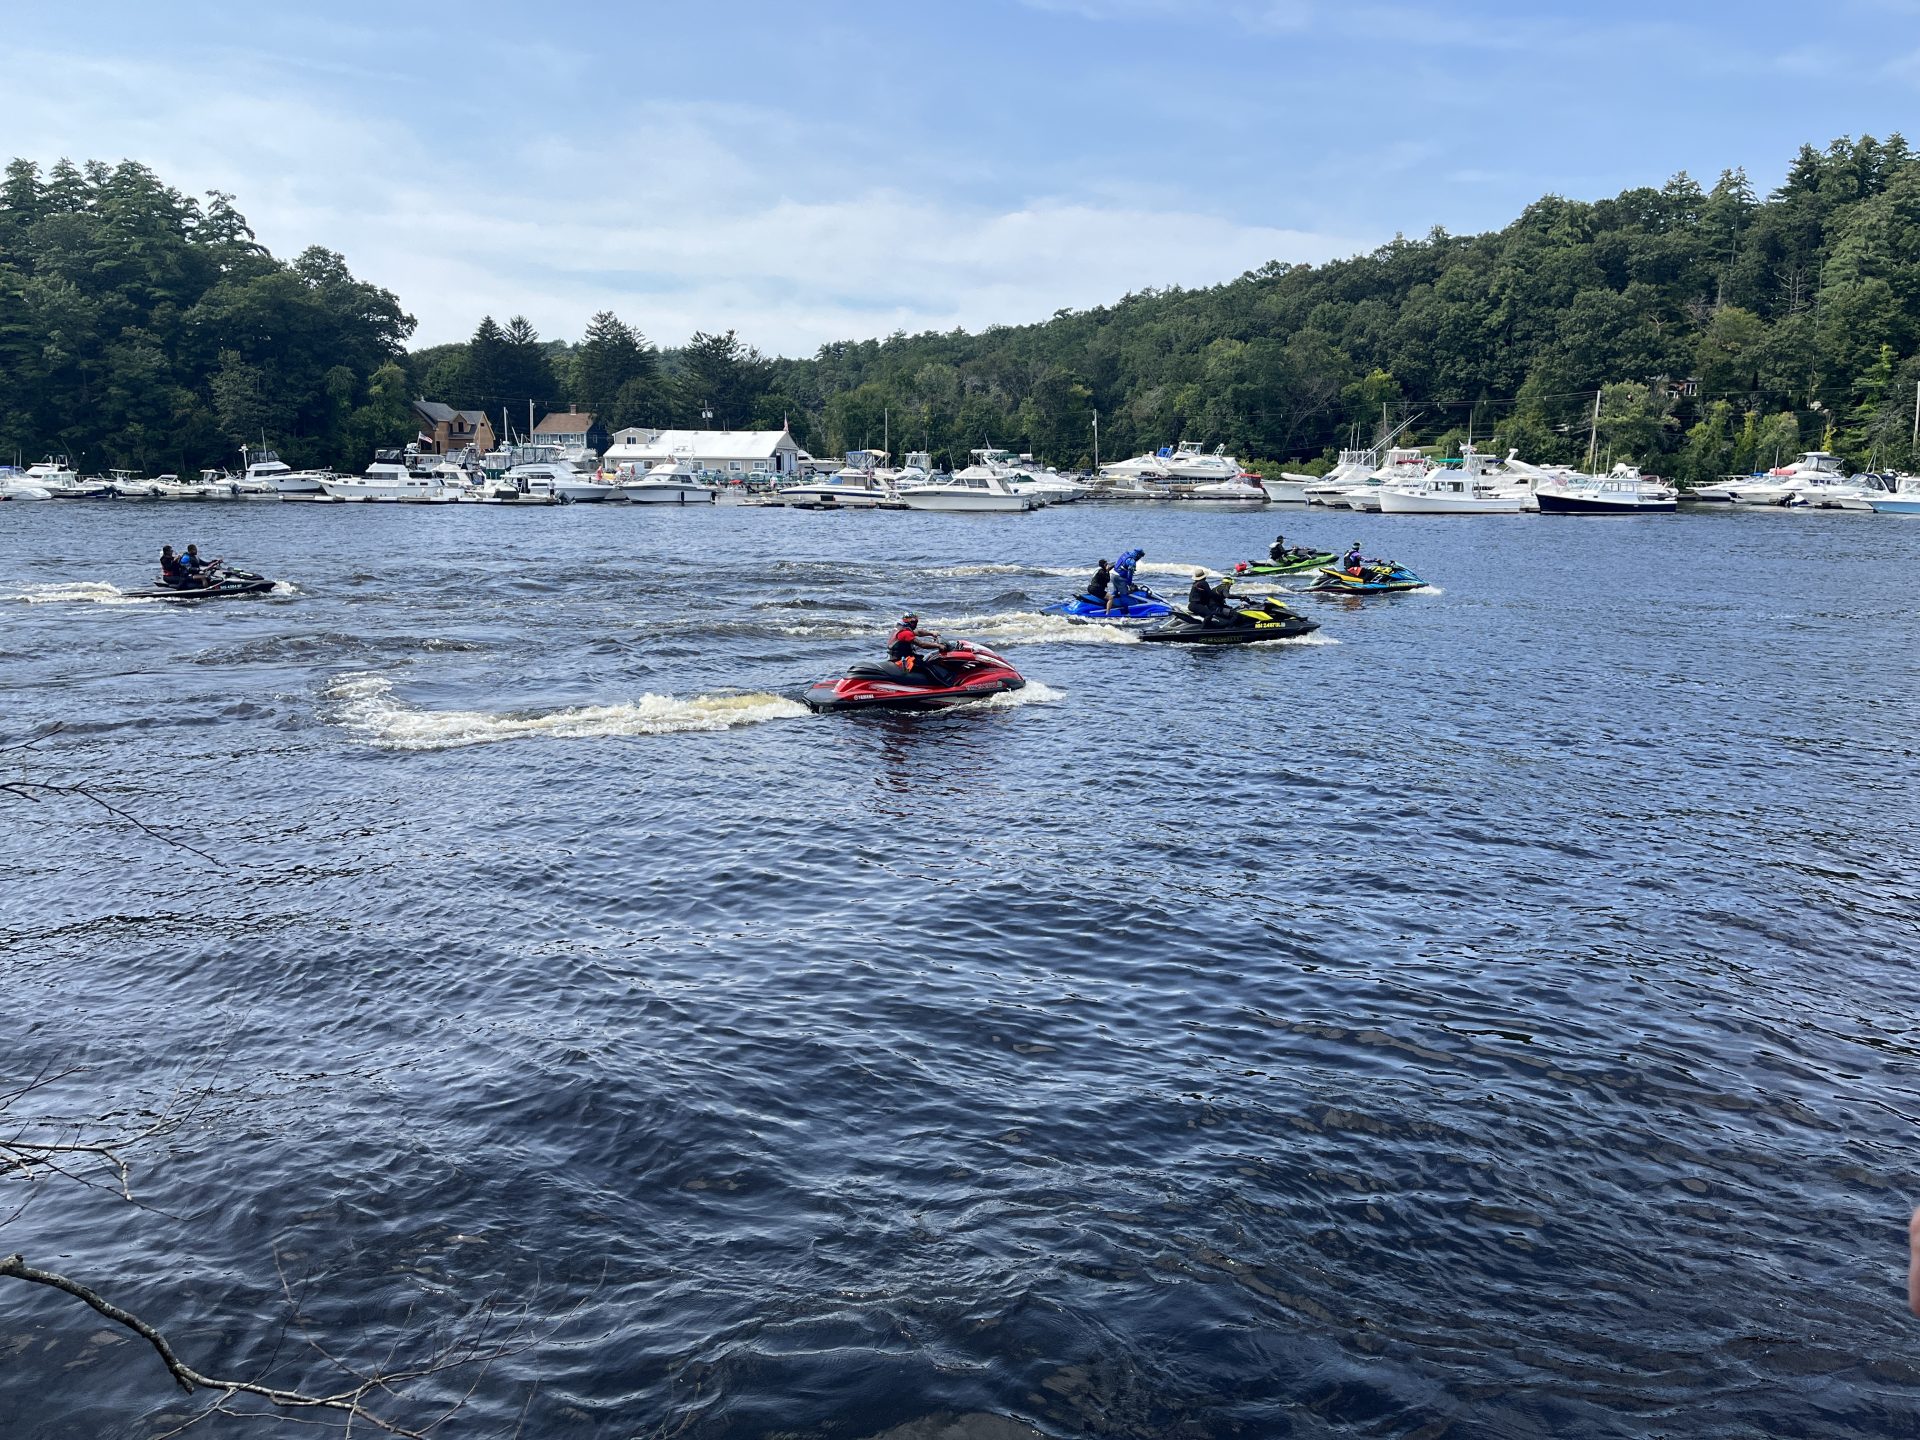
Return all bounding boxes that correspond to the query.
[151,469,248,500]
[1534,465,1678,514]
[1345,448,1430,510]
[1866,475,1920,514]
[504,459,615,501]
[1727,451,1850,506]
[239,446,330,495]
[96,468,165,498]
[1299,448,1382,506]
[1099,450,1177,485]
[1161,441,1244,484]
[0,467,53,500]
[896,468,1035,512]
[962,447,1083,505]
[616,457,718,504]
[1187,473,1270,503]
[20,459,107,498]
[1807,472,1897,510]
[1257,473,1311,503]
[778,451,896,507]
[1377,447,1526,513]
[322,457,463,503]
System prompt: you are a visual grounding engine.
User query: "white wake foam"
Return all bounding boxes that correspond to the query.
[328,674,808,751]
[7,582,157,606]
[982,680,1067,708]
[939,611,1143,646]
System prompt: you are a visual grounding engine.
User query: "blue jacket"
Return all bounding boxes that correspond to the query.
[1114,548,1145,584]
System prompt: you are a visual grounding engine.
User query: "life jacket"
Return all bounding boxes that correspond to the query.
[888,627,918,665]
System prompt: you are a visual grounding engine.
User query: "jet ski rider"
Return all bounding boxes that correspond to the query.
[1087,559,1113,609]
[1270,534,1290,562]
[181,543,220,586]
[159,545,190,589]
[888,614,951,685]
[1187,569,1226,623]
[1112,547,1145,605]
[1343,542,1366,576]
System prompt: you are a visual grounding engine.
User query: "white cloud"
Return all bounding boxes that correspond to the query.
[5,47,1371,356]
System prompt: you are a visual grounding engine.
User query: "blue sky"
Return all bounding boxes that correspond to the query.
[8,0,1920,353]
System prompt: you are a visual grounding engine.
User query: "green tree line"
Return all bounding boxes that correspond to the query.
[9,136,1920,480]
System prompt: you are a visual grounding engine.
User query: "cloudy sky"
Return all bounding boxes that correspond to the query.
[8,0,1919,354]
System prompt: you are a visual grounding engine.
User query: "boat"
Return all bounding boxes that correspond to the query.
[1140,592,1321,645]
[1535,465,1678,513]
[1234,550,1336,577]
[803,641,1025,712]
[615,456,718,504]
[1808,472,1899,510]
[122,566,279,601]
[1042,589,1174,621]
[777,451,896,508]
[1187,473,1270,503]
[1160,441,1244,485]
[0,467,53,500]
[1377,446,1526,513]
[322,453,464,502]
[502,458,613,501]
[153,470,249,500]
[239,446,330,495]
[1866,476,1920,514]
[1339,447,1430,511]
[1309,562,1427,594]
[19,459,109,498]
[1727,452,1851,506]
[1300,448,1382,506]
[1683,476,1748,503]
[895,465,1035,512]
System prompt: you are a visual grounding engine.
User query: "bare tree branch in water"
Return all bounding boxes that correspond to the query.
[1,1066,569,1435]
[0,723,219,863]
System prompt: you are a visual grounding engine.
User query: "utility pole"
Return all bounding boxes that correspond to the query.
[1091,409,1099,471]
[1911,379,1919,459]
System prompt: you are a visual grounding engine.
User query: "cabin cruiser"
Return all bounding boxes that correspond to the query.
[0,467,52,500]
[239,446,330,495]
[1378,446,1526,513]
[19,459,108,498]
[1299,448,1382,506]
[1534,464,1678,513]
[777,451,896,507]
[1809,472,1899,510]
[1866,475,1920,514]
[1187,473,1270,502]
[322,453,464,502]
[1098,450,1176,486]
[503,458,615,501]
[1339,447,1429,511]
[615,457,718,504]
[1160,441,1244,484]
[1727,452,1850,506]
[896,465,1036,511]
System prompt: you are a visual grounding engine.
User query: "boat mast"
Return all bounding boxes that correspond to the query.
[1586,389,1602,473]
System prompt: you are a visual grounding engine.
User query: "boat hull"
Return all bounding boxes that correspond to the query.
[1536,492,1676,514]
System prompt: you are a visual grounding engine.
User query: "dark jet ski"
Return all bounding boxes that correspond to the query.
[125,566,278,601]
[804,641,1025,713]
[1141,593,1320,645]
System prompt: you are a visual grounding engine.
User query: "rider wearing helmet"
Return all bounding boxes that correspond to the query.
[1343,542,1365,576]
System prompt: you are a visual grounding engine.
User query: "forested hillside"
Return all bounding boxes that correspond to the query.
[0,159,413,475]
[7,137,1920,480]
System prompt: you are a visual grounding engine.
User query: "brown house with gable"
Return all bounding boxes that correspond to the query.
[412,399,497,456]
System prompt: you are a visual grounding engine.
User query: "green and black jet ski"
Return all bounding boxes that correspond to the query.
[1235,550,1336,577]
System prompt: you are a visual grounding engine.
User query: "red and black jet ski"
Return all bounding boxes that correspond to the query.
[804,641,1025,713]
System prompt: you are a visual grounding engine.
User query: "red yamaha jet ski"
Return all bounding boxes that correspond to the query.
[804,640,1025,713]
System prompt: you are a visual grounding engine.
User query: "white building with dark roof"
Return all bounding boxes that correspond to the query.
[601,427,803,479]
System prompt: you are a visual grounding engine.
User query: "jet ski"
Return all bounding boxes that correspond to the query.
[123,566,278,601]
[1309,562,1426,594]
[1235,550,1336,577]
[1042,588,1173,621]
[1140,594,1320,645]
[804,640,1025,713]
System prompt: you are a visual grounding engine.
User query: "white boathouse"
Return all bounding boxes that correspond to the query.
[600,427,803,479]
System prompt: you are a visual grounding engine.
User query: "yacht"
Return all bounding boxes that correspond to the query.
[896,468,1034,512]
[504,459,615,501]
[616,457,718,504]
[1339,447,1429,511]
[1099,449,1176,486]
[238,446,330,496]
[1534,464,1678,514]
[1161,441,1244,484]
[777,451,896,508]
[1808,472,1897,510]
[1377,447,1526,513]
[1299,449,1382,506]
[1866,475,1920,514]
[0,467,52,500]
[1187,473,1270,503]
[322,454,464,502]
[1727,452,1850,506]
[20,459,108,498]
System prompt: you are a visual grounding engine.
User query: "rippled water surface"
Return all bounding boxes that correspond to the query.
[2,499,1917,1439]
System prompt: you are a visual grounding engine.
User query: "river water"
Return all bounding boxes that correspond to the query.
[1,499,1916,1439]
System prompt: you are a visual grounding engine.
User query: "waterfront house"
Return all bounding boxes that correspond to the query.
[412,399,496,456]
[533,406,608,458]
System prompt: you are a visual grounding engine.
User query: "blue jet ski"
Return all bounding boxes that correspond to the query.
[1043,588,1173,621]
[1309,562,1426,595]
